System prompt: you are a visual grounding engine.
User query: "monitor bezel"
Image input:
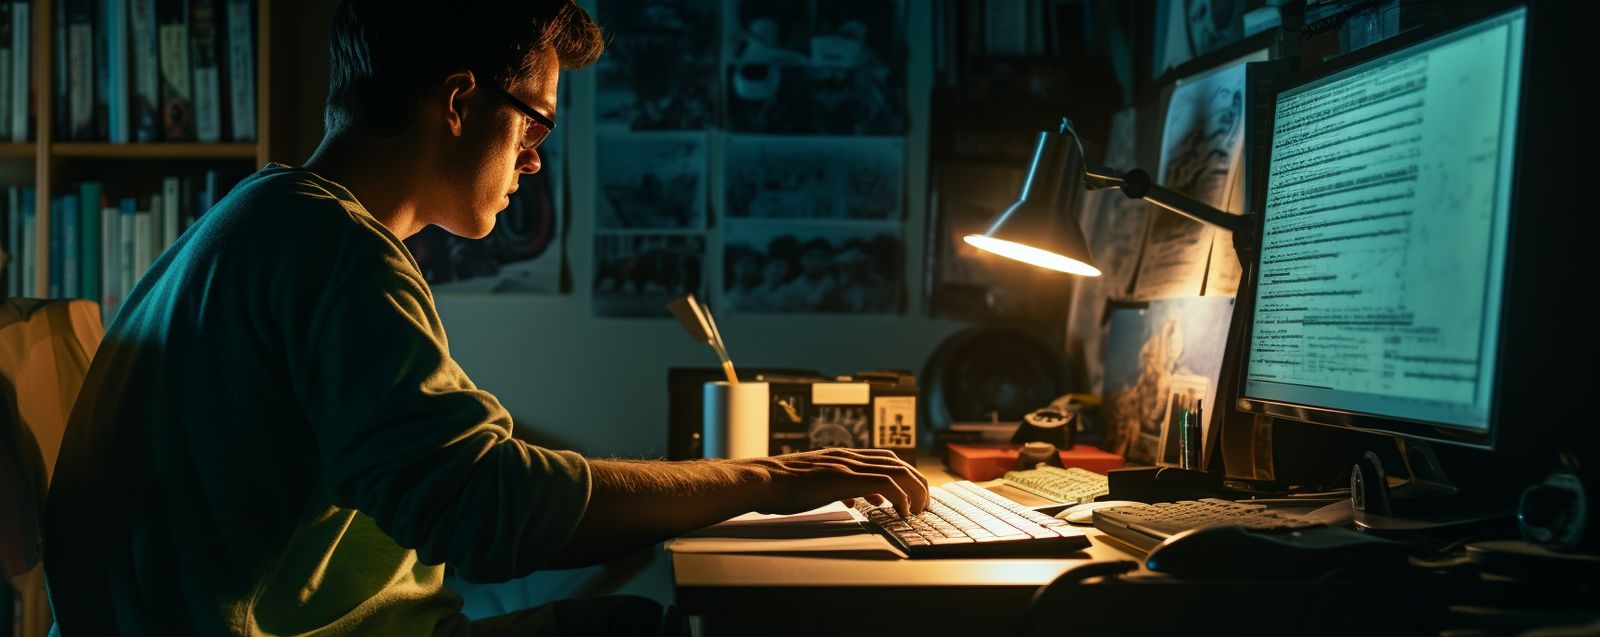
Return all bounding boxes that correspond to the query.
[1232,2,1531,451]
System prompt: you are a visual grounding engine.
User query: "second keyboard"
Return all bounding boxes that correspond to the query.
[1092,498,1321,551]
[855,481,1090,558]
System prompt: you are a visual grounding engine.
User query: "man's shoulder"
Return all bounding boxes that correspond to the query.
[205,167,418,286]
[226,167,367,227]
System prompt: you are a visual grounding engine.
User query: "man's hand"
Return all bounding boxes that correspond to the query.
[554,447,929,568]
[743,448,929,519]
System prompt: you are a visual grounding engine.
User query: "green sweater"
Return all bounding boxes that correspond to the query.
[46,165,591,636]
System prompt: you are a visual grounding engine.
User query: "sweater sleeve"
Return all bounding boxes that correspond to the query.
[291,258,591,583]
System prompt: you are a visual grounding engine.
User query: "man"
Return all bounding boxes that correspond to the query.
[44,1,928,635]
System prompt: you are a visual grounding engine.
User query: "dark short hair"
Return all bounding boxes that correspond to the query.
[325,0,603,135]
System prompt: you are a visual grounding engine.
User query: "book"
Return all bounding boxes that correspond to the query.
[189,0,219,142]
[66,0,94,140]
[93,0,110,139]
[156,0,191,140]
[101,205,117,321]
[161,176,178,247]
[224,0,252,140]
[9,1,28,142]
[118,197,135,302]
[79,182,102,299]
[105,0,131,143]
[61,194,78,298]
[5,187,17,295]
[52,0,67,140]
[131,204,150,281]
[19,187,32,297]
[129,0,159,141]
[1,4,13,142]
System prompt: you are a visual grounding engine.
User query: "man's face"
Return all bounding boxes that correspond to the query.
[435,50,559,239]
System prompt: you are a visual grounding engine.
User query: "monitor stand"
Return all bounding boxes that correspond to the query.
[1350,439,1513,532]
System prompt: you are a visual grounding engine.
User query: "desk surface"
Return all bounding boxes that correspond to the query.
[670,452,1144,634]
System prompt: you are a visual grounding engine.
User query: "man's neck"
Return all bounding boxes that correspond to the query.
[303,129,431,239]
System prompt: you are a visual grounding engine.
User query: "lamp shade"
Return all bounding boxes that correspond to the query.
[963,131,1101,277]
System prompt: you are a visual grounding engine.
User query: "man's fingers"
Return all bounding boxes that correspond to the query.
[840,457,929,514]
[812,449,929,514]
[865,474,912,519]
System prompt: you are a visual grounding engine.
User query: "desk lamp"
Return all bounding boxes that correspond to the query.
[963,117,1252,275]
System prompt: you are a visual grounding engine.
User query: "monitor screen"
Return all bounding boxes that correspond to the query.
[1241,7,1526,441]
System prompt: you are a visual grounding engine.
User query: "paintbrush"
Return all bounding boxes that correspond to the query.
[667,293,738,384]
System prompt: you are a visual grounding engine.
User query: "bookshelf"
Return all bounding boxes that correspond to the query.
[8,0,275,300]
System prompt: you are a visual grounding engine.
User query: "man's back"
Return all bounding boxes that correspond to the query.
[45,166,591,636]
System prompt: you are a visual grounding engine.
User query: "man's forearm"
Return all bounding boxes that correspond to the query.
[547,448,929,569]
[549,458,771,567]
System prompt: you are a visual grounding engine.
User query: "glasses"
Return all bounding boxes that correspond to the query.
[483,83,556,151]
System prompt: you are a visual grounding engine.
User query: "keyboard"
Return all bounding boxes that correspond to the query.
[1002,465,1110,504]
[854,481,1090,557]
[1092,498,1322,551]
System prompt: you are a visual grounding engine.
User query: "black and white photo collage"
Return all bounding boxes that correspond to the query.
[591,0,906,317]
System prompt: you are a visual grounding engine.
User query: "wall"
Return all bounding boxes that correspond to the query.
[434,1,971,458]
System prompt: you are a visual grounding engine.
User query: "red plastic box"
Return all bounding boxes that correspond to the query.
[944,443,1126,481]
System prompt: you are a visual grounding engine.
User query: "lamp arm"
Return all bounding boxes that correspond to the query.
[1108,168,1252,235]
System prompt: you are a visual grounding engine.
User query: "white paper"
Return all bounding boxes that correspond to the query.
[1133,50,1265,301]
[709,501,860,528]
[665,533,906,558]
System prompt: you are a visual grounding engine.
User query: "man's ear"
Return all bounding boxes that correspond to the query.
[441,70,477,137]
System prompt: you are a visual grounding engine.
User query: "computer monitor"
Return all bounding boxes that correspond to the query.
[1236,6,1527,451]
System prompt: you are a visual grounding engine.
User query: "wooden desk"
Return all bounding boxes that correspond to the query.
[670,454,1142,635]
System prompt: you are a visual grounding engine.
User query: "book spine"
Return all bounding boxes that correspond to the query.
[129,0,158,141]
[79,182,101,299]
[148,191,163,266]
[93,0,109,140]
[5,186,17,295]
[156,0,190,141]
[61,194,78,298]
[67,0,94,140]
[224,0,251,140]
[118,198,134,299]
[0,5,13,142]
[106,0,129,143]
[131,205,150,282]
[19,187,31,297]
[10,2,28,142]
[161,175,177,247]
[53,0,67,140]
[101,205,116,321]
[189,0,218,142]
[48,197,58,297]
[201,168,217,216]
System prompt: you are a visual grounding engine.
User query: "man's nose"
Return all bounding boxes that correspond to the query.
[518,148,542,174]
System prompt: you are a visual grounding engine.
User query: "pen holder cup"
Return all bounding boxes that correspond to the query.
[702,381,770,459]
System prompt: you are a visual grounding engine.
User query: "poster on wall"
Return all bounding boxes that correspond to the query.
[1131,50,1264,300]
[724,136,902,221]
[722,223,900,314]
[725,0,904,134]
[1101,297,1234,466]
[596,133,709,230]
[592,233,705,318]
[406,122,566,294]
[594,0,719,130]
[809,0,906,135]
